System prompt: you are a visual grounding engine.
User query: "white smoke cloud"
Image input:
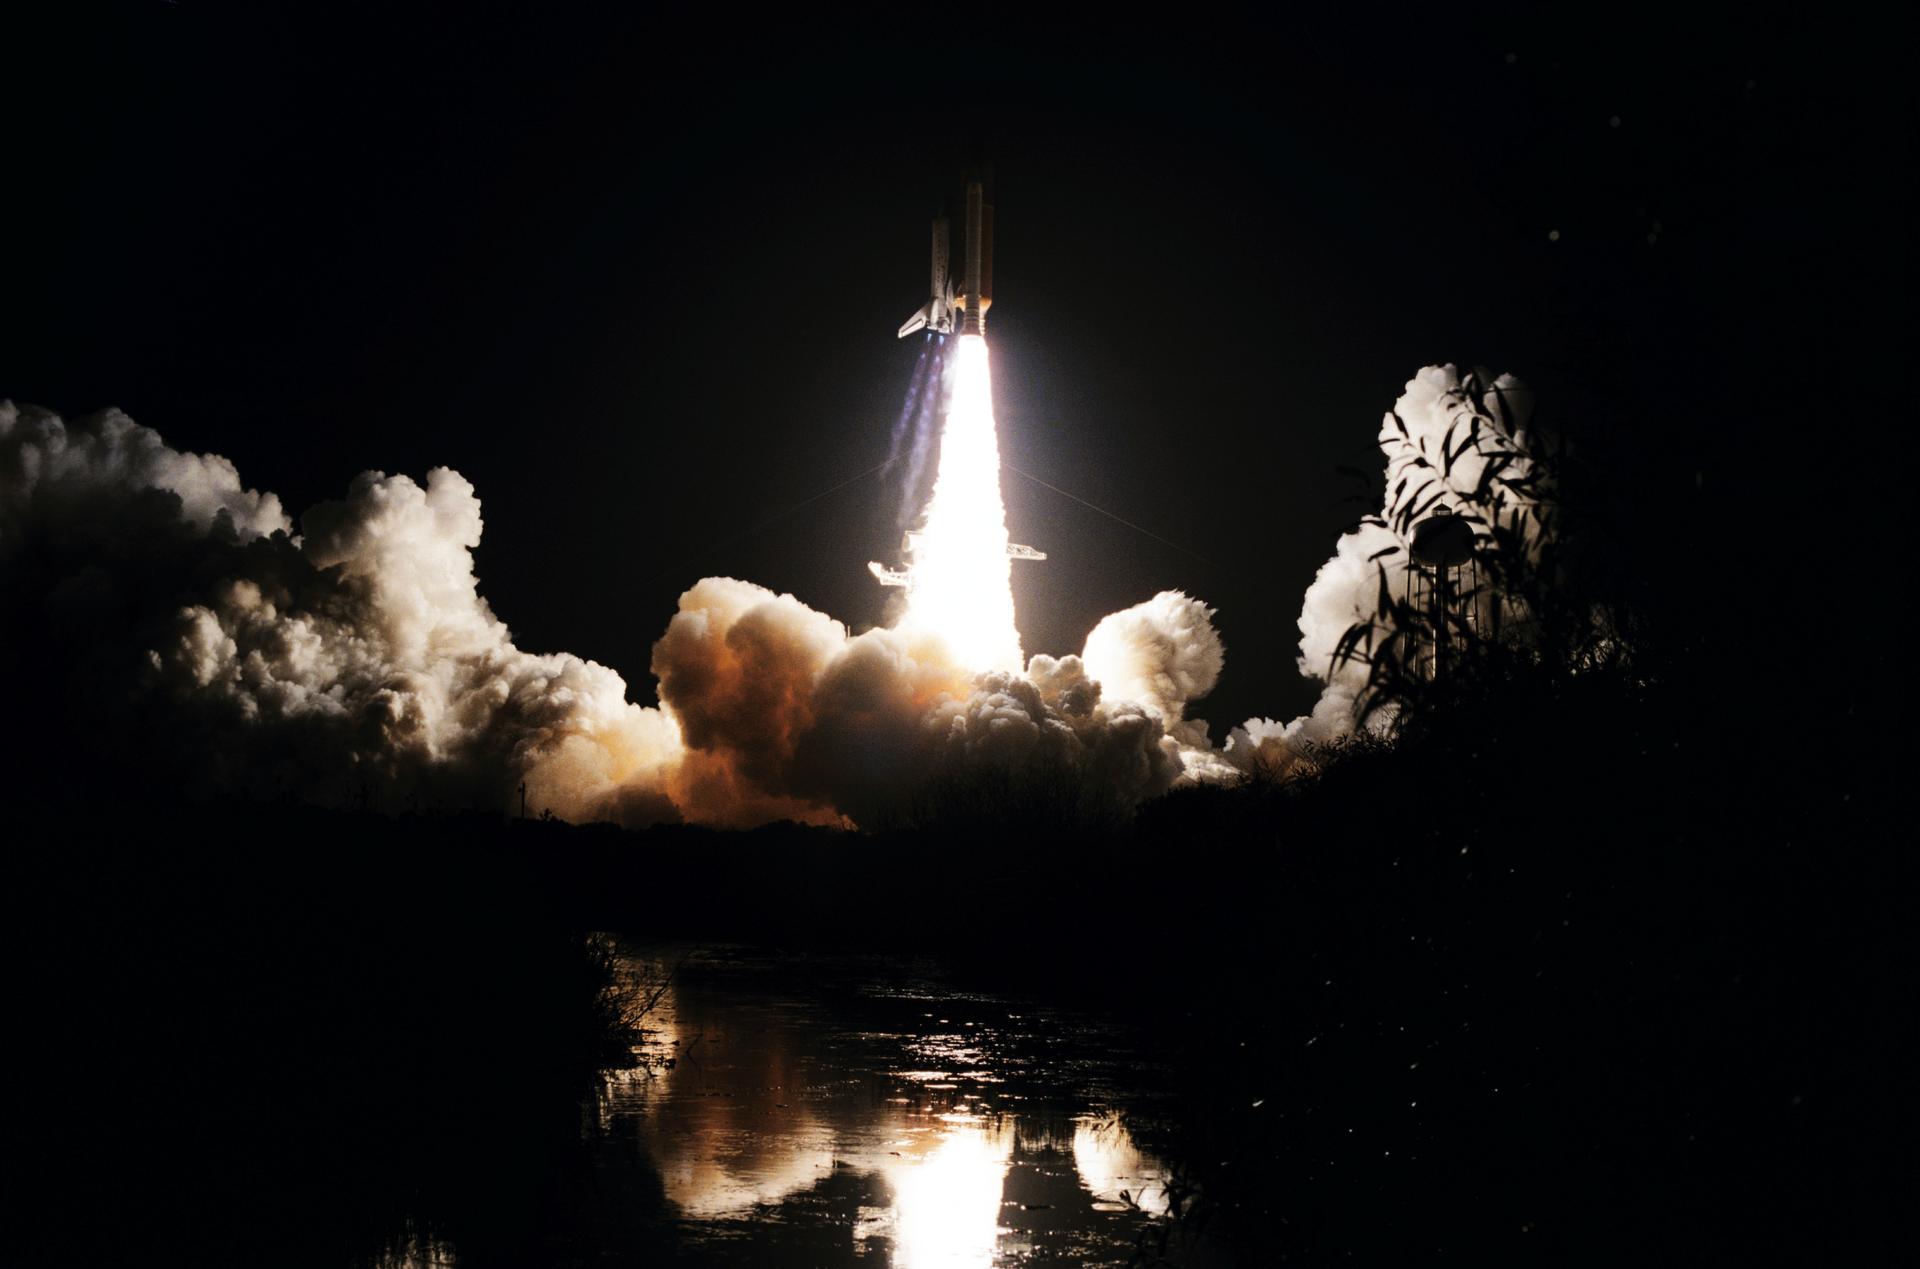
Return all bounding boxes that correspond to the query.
[1079,590,1249,782]
[1082,590,1223,725]
[1,362,1551,827]
[649,579,1184,827]
[140,463,686,819]
[2,401,288,545]
[1,402,1208,827]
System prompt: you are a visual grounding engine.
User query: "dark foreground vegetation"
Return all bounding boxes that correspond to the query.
[3,646,1899,1266]
[1123,670,1900,1265]
[3,808,636,1269]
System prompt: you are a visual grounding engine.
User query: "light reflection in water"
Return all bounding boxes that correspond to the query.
[864,1116,1014,1267]
[1073,1115,1173,1216]
[600,981,843,1219]
[596,949,1174,1267]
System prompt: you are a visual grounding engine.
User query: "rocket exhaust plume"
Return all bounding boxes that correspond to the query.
[898,334,1022,674]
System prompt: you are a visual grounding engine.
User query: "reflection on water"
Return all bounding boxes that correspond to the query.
[591,945,1179,1267]
[881,1117,1013,1266]
[1075,1116,1173,1217]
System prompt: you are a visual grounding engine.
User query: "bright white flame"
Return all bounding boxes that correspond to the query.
[902,335,1023,673]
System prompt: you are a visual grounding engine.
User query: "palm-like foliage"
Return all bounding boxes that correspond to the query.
[1326,368,1638,728]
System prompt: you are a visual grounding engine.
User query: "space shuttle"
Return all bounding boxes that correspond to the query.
[875,172,1040,591]
[898,178,992,339]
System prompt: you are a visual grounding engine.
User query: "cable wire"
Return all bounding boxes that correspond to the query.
[1006,463,1217,567]
[648,459,890,583]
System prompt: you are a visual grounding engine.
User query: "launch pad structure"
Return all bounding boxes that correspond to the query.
[1404,512,1501,682]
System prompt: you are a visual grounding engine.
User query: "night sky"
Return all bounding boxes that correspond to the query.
[7,4,1902,732]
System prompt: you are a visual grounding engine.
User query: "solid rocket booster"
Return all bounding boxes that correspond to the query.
[955,178,992,336]
[898,177,992,339]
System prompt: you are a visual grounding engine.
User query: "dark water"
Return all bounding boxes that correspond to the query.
[423,943,1196,1268]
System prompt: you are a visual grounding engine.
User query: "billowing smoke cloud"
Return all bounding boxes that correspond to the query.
[1,402,289,542]
[1,401,683,820]
[1079,590,1257,782]
[1,363,1551,828]
[1083,590,1223,724]
[651,579,1188,827]
[1,400,1214,828]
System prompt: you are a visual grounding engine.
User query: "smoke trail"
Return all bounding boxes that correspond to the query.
[881,339,930,503]
[883,338,946,530]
